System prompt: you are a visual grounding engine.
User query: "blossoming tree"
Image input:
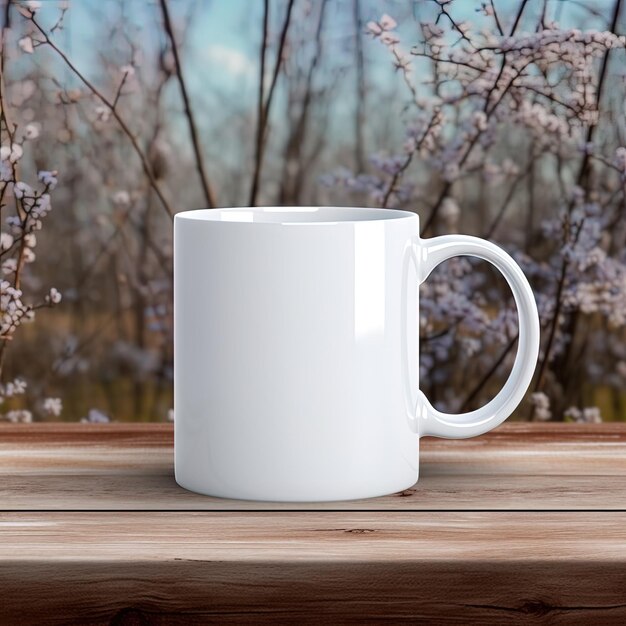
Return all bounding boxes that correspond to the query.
[1,0,624,422]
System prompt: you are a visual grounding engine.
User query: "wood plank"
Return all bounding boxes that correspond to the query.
[4,511,626,560]
[2,425,626,622]
[2,512,626,624]
[1,423,626,510]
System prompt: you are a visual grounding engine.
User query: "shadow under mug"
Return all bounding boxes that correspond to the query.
[174,207,539,502]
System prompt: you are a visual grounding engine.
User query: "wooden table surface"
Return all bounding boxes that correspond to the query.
[2,423,626,624]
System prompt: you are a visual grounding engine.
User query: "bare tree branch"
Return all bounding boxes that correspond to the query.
[249,0,270,207]
[532,0,623,411]
[28,13,174,219]
[249,0,296,206]
[353,0,366,171]
[159,0,217,208]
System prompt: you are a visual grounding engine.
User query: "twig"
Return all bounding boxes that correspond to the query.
[509,0,529,35]
[490,0,504,36]
[483,162,533,238]
[421,183,450,235]
[410,49,485,72]
[458,332,519,412]
[249,0,270,207]
[382,110,441,208]
[159,0,217,208]
[0,1,22,377]
[422,2,531,236]
[533,259,566,394]
[75,205,135,290]
[515,83,581,116]
[538,0,549,30]
[249,0,296,206]
[27,13,174,219]
[576,0,622,185]
[431,0,475,49]
[481,0,529,115]
[279,0,328,203]
[382,153,413,208]
[353,0,366,171]
[532,0,623,411]
[50,3,68,33]
[112,70,129,109]
[422,124,483,235]
[263,0,296,129]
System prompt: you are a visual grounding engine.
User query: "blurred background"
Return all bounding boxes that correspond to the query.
[0,0,624,422]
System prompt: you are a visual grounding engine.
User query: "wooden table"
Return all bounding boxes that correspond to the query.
[1,423,626,624]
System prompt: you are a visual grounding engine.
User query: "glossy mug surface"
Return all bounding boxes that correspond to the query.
[174,207,539,501]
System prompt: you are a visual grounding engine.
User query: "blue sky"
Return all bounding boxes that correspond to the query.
[14,0,620,181]
[33,0,619,101]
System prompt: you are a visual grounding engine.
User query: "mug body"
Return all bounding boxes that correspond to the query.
[174,207,420,501]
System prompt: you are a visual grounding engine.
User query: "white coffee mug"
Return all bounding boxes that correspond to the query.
[174,207,539,501]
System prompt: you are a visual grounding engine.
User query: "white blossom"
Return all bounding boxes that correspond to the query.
[22,247,35,264]
[471,111,488,132]
[0,160,11,182]
[0,233,13,251]
[112,190,130,206]
[381,31,400,46]
[1,143,23,164]
[366,21,383,37]
[564,406,602,423]
[421,22,444,40]
[13,181,33,198]
[43,397,62,417]
[582,407,602,423]
[442,162,460,182]
[45,287,62,305]
[18,37,34,54]
[2,410,32,423]
[366,14,397,37]
[1,279,33,334]
[38,170,58,189]
[1,378,27,397]
[23,123,40,140]
[95,105,111,122]
[531,392,551,421]
[2,258,17,275]
[0,137,61,415]
[379,14,397,31]
[440,197,460,226]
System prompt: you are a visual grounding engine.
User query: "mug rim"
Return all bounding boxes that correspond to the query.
[174,206,418,225]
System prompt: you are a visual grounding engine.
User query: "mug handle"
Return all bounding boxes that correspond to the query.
[408,235,540,438]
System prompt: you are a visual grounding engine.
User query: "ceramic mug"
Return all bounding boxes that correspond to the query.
[174,207,539,501]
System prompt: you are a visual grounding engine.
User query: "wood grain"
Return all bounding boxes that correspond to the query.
[1,423,626,510]
[3,511,626,561]
[2,512,626,624]
[2,423,626,623]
